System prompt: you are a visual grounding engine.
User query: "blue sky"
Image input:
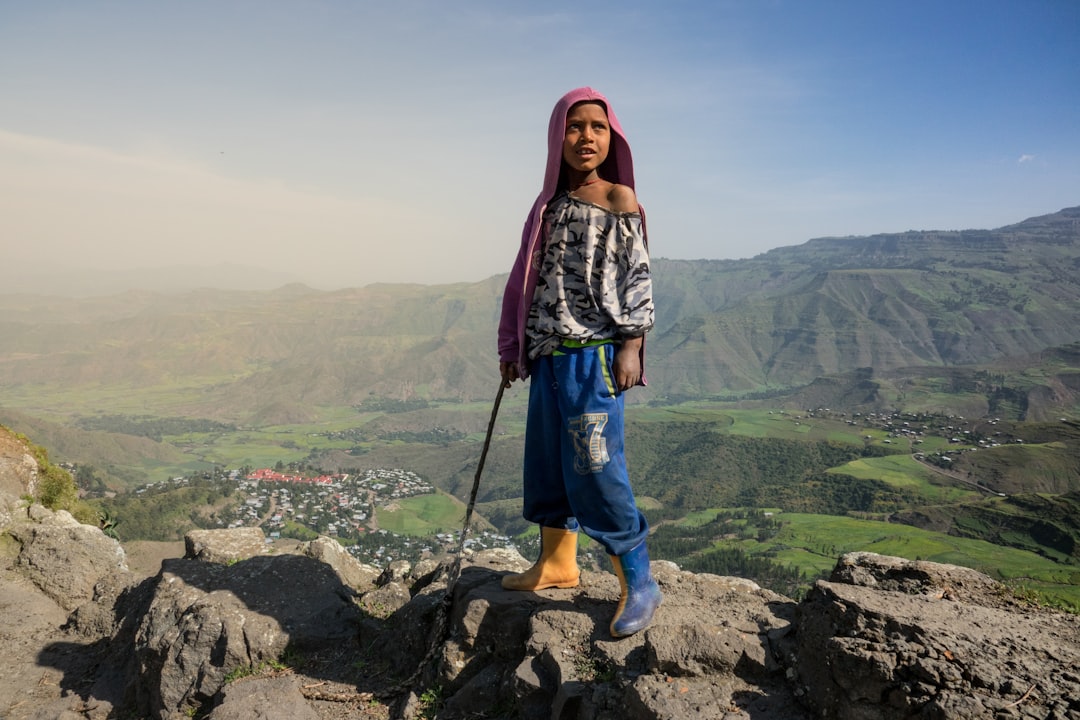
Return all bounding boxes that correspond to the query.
[2,0,1077,291]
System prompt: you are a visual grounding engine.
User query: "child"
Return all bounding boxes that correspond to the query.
[497,87,661,638]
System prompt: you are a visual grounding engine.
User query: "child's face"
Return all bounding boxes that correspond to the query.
[562,101,610,176]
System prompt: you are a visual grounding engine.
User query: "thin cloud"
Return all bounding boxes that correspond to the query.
[0,129,451,289]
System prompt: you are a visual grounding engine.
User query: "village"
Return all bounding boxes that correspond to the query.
[208,466,518,567]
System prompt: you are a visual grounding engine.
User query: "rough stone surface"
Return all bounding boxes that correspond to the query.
[129,552,367,718]
[1,518,1079,720]
[303,535,381,592]
[184,527,268,564]
[0,427,37,500]
[8,508,127,611]
[431,554,808,720]
[0,569,74,717]
[794,553,1080,720]
[829,551,1010,603]
[204,675,323,720]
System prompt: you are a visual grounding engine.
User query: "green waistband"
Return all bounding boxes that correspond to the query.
[551,338,613,356]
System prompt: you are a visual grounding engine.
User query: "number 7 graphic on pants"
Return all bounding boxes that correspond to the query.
[568,413,610,474]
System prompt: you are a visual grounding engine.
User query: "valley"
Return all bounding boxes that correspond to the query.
[12,398,1075,610]
[2,204,1079,611]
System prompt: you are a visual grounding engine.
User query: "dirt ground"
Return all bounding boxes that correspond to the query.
[122,539,187,577]
[0,540,86,718]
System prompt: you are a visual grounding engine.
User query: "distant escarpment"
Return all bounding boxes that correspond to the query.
[649,205,1080,400]
[0,206,1078,424]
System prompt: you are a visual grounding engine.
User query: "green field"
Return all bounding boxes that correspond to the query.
[4,402,921,488]
[1,378,237,420]
[377,492,467,535]
[734,512,1080,609]
[631,406,877,445]
[827,454,981,503]
[899,390,993,417]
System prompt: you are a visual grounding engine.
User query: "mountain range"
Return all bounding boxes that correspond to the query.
[1,205,1078,427]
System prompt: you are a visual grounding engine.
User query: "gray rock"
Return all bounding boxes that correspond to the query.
[4,506,1080,720]
[361,580,413,618]
[0,429,38,500]
[205,675,322,720]
[9,507,128,610]
[301,535,380,592]
[130,552,366,717]
[831,550,1010,604]
[430,551,805,720]
[65,568,142,637]
[184,527,268,564]
[377,558,413,585]
[795,552,1080,720]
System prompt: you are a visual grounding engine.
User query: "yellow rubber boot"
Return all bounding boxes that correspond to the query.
[502,526,581,590]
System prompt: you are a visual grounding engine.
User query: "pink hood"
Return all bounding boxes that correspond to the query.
[498,87,647,379]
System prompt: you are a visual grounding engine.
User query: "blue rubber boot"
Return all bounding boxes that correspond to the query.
[609,541,662,638]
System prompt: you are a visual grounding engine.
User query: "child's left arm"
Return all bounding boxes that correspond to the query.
[608,184,653,390]
[608,185,653,332]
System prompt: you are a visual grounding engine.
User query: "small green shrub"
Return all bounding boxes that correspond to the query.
[6,427,98,526]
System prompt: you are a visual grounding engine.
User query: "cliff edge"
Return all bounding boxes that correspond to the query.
[2,430,1078,720]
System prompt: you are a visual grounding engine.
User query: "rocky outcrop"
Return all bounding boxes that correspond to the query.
[1,421,1078,720]
[0,425,38,515]
[2,503,1079,720]
[131,553,369,714]
[428,554,803,720]
[796,554,1080,719]
[8,504,128,612]
[183,527,268,563]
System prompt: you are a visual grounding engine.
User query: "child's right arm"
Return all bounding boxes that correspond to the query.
[498,206,539,383]
[500,361,520,388]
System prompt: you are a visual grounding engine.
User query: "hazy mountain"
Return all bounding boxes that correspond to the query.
[1,206,1078,424]
[0,262,306,296]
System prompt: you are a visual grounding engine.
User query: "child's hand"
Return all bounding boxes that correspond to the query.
[613,338,643,391]
[500,361,520,388]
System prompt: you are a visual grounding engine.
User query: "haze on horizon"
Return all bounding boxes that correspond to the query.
[1,1,1078,294]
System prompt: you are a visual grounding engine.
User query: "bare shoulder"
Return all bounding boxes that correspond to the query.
[607,184,639,214]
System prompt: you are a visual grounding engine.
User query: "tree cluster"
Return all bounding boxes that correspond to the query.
[74,414,235,442]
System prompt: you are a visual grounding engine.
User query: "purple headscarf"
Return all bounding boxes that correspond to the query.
[498,87,647,378]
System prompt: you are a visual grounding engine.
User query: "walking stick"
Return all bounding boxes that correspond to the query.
[381,381,506,703]
[452,381,506,559]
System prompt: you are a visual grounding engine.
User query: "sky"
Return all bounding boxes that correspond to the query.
[2,0,1078,293]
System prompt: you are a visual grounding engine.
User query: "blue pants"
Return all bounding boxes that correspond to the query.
[523,343,649,557]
